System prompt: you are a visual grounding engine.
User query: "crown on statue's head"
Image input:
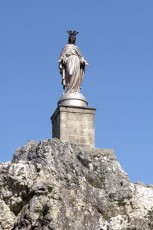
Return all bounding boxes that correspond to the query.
[67,30,79,36]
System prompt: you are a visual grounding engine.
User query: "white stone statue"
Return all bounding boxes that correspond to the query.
[59,31,88,93]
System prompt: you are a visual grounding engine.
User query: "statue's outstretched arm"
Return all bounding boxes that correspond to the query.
[59,54,67,74]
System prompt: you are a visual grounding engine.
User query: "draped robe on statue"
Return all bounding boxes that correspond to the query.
[59,44,87,93]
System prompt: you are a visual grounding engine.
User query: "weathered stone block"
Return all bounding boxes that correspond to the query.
[51,105,96,146]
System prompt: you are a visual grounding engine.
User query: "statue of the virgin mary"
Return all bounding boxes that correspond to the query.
[59,31,88,93]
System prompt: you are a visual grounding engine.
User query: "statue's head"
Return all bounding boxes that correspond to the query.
[67,30,79,44]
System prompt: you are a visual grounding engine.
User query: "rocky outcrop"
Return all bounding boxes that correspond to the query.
[0,138,153,229]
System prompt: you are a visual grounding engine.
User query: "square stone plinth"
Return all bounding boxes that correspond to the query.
[51,105,96,147]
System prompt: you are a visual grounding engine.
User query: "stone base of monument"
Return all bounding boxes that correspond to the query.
[51,104,96,147]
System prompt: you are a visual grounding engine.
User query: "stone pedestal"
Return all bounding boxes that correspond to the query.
[51,105,96,147]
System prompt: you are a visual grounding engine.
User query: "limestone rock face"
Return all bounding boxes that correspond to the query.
[0,139,153,229]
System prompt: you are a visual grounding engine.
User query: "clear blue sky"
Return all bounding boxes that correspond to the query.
[0,1,153,184]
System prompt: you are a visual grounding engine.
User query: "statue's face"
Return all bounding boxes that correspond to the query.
[69,35,76,44]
